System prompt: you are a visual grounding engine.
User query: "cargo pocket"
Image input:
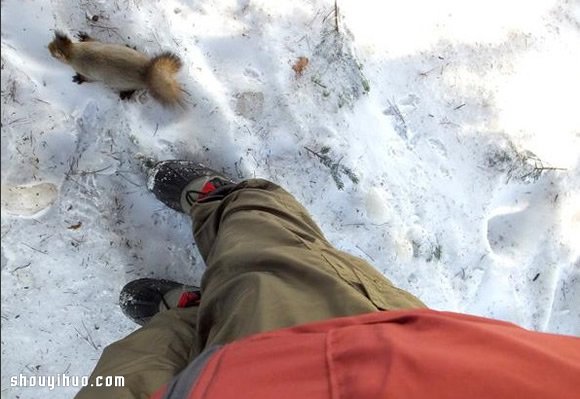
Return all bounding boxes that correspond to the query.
[322,249,426,311]
[352,265,426,310]
[319,249,381,309]
[320,249,368,298]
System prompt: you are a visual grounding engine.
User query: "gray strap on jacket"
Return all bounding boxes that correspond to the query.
[162,345,222,399]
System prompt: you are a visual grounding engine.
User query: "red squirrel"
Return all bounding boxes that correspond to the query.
[48,31,184,107]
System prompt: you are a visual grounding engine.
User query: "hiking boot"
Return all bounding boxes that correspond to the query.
[119,278,201,326]
[147,160,237,213]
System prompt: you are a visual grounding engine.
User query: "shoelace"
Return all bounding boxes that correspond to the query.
[158,290,200,310]
[157,289,172,311]
[185,178,223,205]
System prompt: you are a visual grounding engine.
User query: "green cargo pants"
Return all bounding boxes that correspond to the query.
[76,179,425,399]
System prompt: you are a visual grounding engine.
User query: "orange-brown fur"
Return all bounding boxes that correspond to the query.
[48,31,184,107]
[145,53,183,106]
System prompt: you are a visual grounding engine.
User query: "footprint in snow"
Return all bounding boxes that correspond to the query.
[1,182,58,217]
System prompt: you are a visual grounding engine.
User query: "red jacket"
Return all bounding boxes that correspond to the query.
[152,309,580,399]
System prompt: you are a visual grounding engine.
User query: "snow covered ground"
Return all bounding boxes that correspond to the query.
[1,0,579,397]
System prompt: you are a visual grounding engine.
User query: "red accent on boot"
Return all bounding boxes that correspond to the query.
[198,181,217,200]
[177,292,201,308]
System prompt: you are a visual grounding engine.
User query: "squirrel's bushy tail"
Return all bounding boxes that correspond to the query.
[145,52,183,107]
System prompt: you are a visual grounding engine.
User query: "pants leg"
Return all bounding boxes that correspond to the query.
[191,179,426,350]
[75,306,198,399]
[76,179,425,399]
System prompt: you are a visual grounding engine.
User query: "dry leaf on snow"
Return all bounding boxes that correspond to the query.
[292,56,309,77]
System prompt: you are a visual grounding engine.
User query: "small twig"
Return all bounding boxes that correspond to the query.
[304,146,325,161]
[90,24,123,40]
[355,244,375,262]
[334,0,340,32]
[6,117,28,126]
[304,146,359,189]
[519,166,567,182]
[65,155,80,180]
[311,77,328,89]
[562,281,567,300]
[22,243,48,255]
[1,225,12,239]
[74,165,113,176]
[454,103,466,110]
[12,263,31,272]
[439,117,460,128]
[74,321,99,351]
[385,100,408,139]
[234,157,244,179]
[418,66,437,78]
[116,172,140,187]
[322,8,334,24]
[536,166,566,171]
[454,268,467,280]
